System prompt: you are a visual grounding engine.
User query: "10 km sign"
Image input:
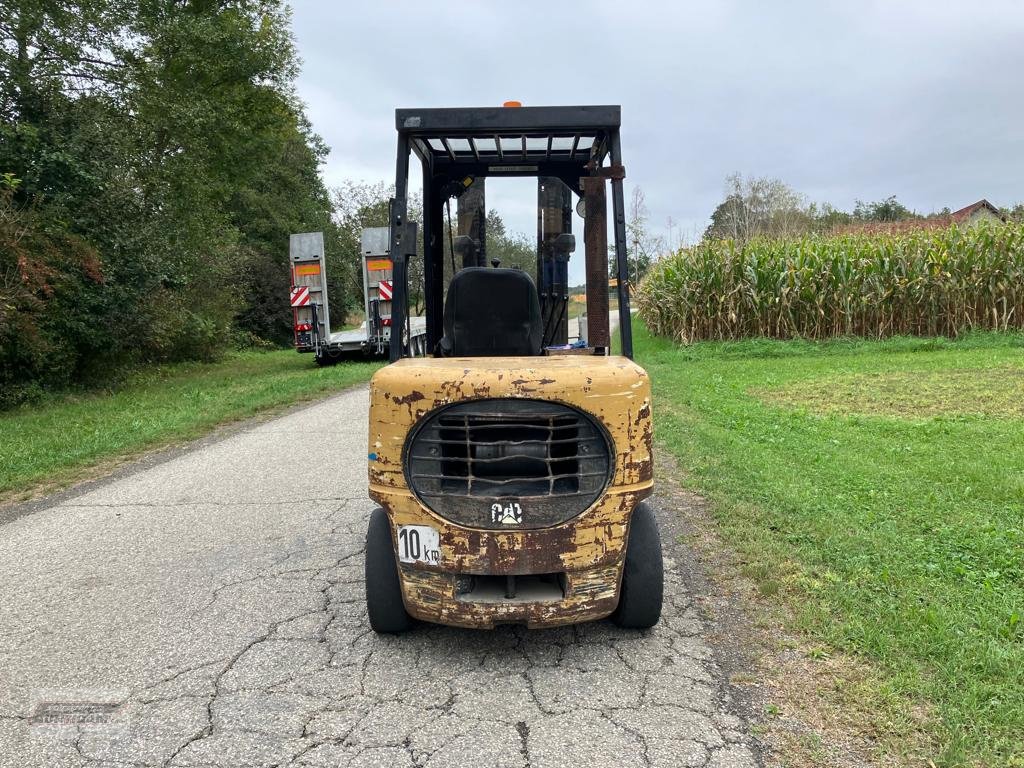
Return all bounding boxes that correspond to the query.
[290,286,310,307]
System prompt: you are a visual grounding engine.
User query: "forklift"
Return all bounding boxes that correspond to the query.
[365,104,660,631]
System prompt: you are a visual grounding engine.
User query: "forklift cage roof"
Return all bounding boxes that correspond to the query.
[387,105,632,360]
[400,105,616,168]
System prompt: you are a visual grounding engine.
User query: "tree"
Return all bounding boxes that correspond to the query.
[0,0,336,401]
[126,1,335,347]
[1000,203,1024,223]
[623,186,660,284]
[332,180,392,318]
[485,209,535,274]
[704,173,810,243]
[806,202,853,232]
[852,195,915,222]
[330,182,431,318]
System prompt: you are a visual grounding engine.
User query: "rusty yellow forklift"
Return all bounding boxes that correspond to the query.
[365,104,660,632]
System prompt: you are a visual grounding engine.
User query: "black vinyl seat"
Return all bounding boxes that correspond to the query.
[438,268,542,356]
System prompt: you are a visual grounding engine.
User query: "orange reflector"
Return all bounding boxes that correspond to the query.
[503,100,522,108]
[294,264,320,276]
[366,258,392,271]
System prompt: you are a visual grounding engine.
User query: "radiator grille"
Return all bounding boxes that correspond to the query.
[405,399,612,529]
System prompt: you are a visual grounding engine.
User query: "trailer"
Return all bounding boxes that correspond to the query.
[289,229,427,364]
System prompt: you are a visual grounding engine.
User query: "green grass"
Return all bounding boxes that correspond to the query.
[0,351,380,500]
[633,322,1024,767]
[756,365,1024,418]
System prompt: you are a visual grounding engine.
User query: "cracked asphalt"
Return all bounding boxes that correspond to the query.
[0,385,761,768]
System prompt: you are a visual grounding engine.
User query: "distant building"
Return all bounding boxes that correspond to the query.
[835,198,1006,235]
[948,199,1006,227]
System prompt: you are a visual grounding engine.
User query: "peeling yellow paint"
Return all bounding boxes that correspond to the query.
[367,354,654,628]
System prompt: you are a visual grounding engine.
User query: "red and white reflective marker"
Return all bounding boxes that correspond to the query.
[290,285,310,307]
[378,280,393,301]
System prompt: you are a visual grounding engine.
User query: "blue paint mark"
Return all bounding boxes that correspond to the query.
[368,452,378,461]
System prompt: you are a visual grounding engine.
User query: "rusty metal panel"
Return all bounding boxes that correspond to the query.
[591,164,626,180]
[367,356,653,616]
[457,177,486,266]
[399,562,622,629]
[582,176,610,350]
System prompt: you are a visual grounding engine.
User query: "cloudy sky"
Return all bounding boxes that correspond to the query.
[290,0,1024,263]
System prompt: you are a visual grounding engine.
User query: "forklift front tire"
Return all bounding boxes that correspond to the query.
[612,501,664,629]
[365,508,414,634]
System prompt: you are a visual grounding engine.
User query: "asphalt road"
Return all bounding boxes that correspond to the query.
[0,386,760,768]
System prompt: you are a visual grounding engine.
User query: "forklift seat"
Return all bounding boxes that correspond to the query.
[439,268,543,357]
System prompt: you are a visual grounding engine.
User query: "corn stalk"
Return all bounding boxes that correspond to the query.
[636,223,1024,342]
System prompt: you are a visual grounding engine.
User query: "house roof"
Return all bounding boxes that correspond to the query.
[949,199,1005,222]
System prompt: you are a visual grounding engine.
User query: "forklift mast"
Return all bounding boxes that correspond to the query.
[387,104,632,363]
[537,177,575,347]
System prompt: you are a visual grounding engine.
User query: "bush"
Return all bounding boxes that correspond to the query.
[0,190,116,404]
[637,223,1024,342]
[143,293,229,363]
[0,189,235,406]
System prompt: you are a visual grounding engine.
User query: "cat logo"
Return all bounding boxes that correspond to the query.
[490,502,523,525]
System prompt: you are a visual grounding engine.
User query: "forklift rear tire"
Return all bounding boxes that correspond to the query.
[365,508,414,633]
[612,501,664,629]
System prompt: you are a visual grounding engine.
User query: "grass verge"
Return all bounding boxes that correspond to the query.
[633,321,1024,767]
[0,350,380,503]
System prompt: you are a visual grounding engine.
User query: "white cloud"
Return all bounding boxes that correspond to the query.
[290,0,1024,248]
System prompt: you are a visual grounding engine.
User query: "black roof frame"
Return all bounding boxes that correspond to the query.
[396,104,621,134]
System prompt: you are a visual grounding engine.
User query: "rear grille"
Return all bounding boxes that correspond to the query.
[405,399,612,529]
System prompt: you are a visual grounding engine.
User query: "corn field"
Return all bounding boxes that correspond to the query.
[636,223,1024,342]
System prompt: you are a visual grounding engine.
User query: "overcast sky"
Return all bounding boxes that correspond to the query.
[290,0,1024,275]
